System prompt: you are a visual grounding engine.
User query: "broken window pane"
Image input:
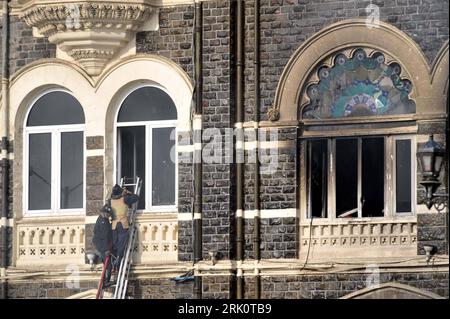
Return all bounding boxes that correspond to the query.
[396,139,412,213]
[362,137,384,217]
[308,140,328,218]
[119,126,146,210]
[336,138,358,217]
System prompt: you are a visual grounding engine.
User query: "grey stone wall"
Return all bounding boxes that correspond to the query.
[7,270,448,299]
[244,217,298,259]
[7,281,94,299]
[417,213,449,255]
[128,278,193,299]
[136,5,194,79]
[200,1,235,261]
[8,16,56,76]
[245,271,449,299]
[202,275,233,299]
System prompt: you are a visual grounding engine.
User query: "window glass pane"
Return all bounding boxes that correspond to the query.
[308,140,328,218]
[336,138,358,217]
[119,127,146,210]
[60,132,84,209]
[29,133,52,210]
[118,87,177,122]
[152,127,175,206]
[396,139,412,213]
[362,137,384,217]
[27,91,85,126]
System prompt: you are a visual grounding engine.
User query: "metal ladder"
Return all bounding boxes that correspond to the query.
[112,176,142,299]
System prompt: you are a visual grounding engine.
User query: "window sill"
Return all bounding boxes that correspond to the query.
[300,216,417,226]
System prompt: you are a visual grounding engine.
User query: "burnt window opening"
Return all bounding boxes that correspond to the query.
[306,136,413,219]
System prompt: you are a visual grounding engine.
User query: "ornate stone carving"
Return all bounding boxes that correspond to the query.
[133,215,178,263]
[300,220,418,259]
[267,107,280,121]
[16,223,85,266]
[19,1,157,76]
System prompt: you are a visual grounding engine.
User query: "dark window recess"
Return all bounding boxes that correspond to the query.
[119,126,146,210]
[27,91,85,126]
[152,127,176,206]
[118,87,177,122]
[396,140,412,213]
[308,140,328,218]
[336,138,358,217]
[60,132,84,209]
[29,133,52,210]
[362,137,385,217]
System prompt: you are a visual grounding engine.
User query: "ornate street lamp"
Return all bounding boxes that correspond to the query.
[416,135,448,211]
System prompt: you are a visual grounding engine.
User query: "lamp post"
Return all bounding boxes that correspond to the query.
[416,135,448,211]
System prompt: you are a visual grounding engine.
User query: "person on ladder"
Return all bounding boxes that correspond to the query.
[110,184,139,272]
[92,204,113,288]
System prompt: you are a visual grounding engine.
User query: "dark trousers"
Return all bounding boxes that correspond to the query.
[112,223,129,269]
[98,252,112,284]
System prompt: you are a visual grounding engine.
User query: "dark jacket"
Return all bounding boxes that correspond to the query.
[93,214,112,255]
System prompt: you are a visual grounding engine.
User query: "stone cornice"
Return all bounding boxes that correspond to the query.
[20,2,155,37]
[17,1,158,76]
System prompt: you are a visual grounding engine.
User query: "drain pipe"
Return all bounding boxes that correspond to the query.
[235,0,245,300]
[253,0,261,300]
[193,0,203,300]
[1,0,10,300]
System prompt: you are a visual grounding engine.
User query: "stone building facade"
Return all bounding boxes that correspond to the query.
[0,0,448,299]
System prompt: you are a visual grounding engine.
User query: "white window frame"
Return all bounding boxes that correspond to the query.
[114,85,178,214]
[305,135,416,220]
[392,135,417,216]
[23,90,86,217]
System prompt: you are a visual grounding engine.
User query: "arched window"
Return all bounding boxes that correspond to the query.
[116,86,177,212]
[25,91,85,215]
[300,48,416,220]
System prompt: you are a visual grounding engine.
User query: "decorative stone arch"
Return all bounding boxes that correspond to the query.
[272,19,445,123]
[430,40,449,97]
[341,282,445,299]
[100,54,194,196]
[9,54,193,218]
[9,60,93,221]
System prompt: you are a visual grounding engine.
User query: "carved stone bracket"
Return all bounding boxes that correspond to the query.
[19,1,157,76]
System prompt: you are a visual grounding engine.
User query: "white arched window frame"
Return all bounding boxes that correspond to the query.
[23,89,86,216]
[114,84,178,213]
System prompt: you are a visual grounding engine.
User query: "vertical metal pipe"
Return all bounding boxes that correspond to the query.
[253,0,261,300]
[193,0,203,300]
[236,0,245,299]
[1,0,10,300]
[446,91,449,255]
